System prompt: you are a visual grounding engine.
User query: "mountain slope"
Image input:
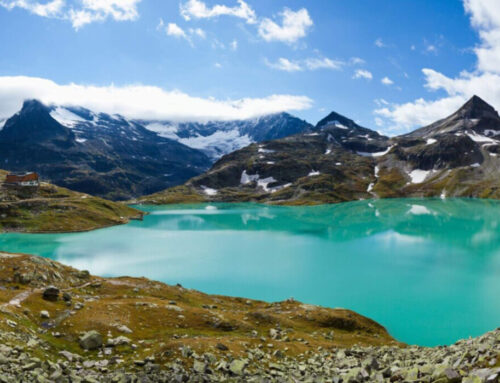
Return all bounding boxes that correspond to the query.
[138,111,391,204]
[139,96,500,205]
[0,170,143,232]
[0,100,210,200]
[139,112,313,160]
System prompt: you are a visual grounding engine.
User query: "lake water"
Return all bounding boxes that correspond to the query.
[0,199,499,346]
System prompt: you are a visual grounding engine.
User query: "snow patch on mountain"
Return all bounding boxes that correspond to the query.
[409,169,431,184]
[144,122,179,140]
[50,107,86,128]
[179,130,252,160]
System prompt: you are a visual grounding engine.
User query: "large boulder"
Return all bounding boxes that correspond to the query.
[79,331,103,350]
[42,286,59,301]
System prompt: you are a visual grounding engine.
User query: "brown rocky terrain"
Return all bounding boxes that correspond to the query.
[0,252,498,382]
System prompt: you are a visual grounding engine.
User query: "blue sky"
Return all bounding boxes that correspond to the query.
[0,0,498,135]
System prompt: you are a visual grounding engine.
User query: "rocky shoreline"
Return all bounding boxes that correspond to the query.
[0,253,498,382]
[0,328,498,382]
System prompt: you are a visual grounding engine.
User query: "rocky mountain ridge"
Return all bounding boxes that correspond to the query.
[0,100,210,200]
[138,95,500,205]
[0,100,312,200]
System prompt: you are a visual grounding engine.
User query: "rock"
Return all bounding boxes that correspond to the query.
[193,360,207,374]
[42,286,59,301]
[462,377,483,383]
[432,366,461,382]
[106,336,131,347]
[40,310,50,319]
[181,346,192,358]
[79,331,103,350]
[469,368,500,382]
[62,292,72,302]
[59,350,80,362]
[117,325,132,334]
[362,356,380,371]
[269,328,280,340]
[75,270,90,279]
[215,343,228,351]
[229,359,248,376]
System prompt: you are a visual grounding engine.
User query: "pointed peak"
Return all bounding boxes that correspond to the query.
[316,110,358,130]
[457,95,497,118]
[20,99,49,113]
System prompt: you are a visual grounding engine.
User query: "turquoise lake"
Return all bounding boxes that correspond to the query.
[0,198,499,346]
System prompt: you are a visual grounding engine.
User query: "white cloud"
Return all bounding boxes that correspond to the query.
[230,39,238,50]
[464,0,500,73]
[0,0,141,29]
[0,76,313,122]
[375,96,465,133]
[189,27,206,39]
[160,22,205,45]
[350,57,365,65]
[258,8,313,44]
[304,58,342,70]
[375,38,386,48]
[266,58,302,72]
[266,57,343,72]
[353,69,373,80]
[180,0,256,24]
[426,43,438,54]
[375,0,500,132]
[167,23,188,39]
[381,77,394,85]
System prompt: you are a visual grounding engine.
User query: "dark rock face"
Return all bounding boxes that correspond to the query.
[0,100,210,200]
[396,134,484,170]
[42,286,59,302]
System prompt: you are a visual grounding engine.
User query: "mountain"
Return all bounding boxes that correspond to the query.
[138,113,313,160]
[0,100,210,200]
[138,96,500,205]
[138,111,391,204]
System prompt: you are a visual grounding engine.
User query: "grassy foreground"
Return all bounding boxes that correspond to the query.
[0,252,397,362]
[0,252,498,382]
[0,170,144,233]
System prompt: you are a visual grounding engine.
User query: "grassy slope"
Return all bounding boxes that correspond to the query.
[0,170,143,233]
[0,252,399,368]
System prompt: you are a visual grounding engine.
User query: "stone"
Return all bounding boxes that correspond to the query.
[107,336,131,347]
[42,286,59,302]
[215,343,228,351]
[117,325,132,334]
[193,360,207,374]
[79,331,103,350]
[432,366,461,383]
[229,359,248,376]
[76,270,90,279]
[40,310,50,319]
[462,377,482,383]
[62,292,72,302]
